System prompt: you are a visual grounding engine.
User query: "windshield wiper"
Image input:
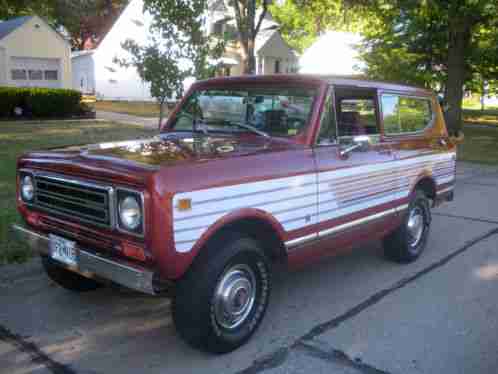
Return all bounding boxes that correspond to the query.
[193,119,209,135]
[229,122,270,139]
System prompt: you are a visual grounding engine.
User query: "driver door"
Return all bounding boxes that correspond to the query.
[313,86,398,253]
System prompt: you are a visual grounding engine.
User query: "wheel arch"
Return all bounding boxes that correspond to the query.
[189,208,288,265]
[412,174,437,201]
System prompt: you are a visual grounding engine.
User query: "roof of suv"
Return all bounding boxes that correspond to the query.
[197,74,433,96]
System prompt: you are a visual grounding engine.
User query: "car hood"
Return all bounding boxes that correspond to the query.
[19,134,297,185]
[80,134,287,166]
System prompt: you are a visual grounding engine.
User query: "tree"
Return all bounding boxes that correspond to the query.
[116,0,224,128]
[270,0,360,53]
[0,0,54,20]
[117,40,188,129]
[351,0,498,134]
[230,0,271,74]
[272,0,498,134]
[54,0,129,50]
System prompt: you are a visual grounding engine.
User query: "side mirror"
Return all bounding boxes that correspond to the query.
[339,136,371,157]
[352,135,371,151]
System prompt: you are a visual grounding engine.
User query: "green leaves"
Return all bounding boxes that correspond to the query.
[117,0,225,127]
[0,87,82,118]
[270,0,364,53]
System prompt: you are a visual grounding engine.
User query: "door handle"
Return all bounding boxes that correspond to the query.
[339,143,362,157]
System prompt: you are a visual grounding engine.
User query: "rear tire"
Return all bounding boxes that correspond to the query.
[173,232,271,354]
[384,189,431,263]
[41,256,102,292]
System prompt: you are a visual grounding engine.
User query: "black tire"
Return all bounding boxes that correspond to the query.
[173,232,271,354]
[383,189,431,263]
[41,256,102,292]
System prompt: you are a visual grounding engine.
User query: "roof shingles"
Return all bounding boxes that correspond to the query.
[0,16,32,41]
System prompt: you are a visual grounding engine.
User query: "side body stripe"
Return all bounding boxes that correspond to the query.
[172,152,456,253]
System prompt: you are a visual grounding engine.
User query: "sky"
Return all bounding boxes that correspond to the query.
[299,31,364,75]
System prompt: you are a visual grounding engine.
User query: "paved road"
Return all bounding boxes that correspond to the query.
[96,110,160,129]
[2,162,498,374]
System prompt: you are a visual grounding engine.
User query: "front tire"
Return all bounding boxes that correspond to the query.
[173,233,271,353]
[384,189,431,263]
[41,256,102,292]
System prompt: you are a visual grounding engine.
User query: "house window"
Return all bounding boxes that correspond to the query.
[29,70,43,80]
[274,60,280,74]
[45,70,58,80]
[11,69,27,80]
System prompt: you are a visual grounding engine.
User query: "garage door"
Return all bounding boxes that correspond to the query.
[10,57,61,88]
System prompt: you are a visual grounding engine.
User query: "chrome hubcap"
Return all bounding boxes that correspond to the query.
[213,264,256,330]
[407,206,424,248]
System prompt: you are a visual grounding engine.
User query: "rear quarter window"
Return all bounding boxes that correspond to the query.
[381,94,432,134]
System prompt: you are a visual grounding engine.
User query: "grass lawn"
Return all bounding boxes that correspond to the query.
[0,121,156,265]
[459,125,498,165]
[463,109,498,126]
[92,100,165,118]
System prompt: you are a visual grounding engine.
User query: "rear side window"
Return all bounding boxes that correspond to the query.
[381,94,432,134]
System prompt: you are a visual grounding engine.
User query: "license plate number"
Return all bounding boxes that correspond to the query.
[49,234,78,267]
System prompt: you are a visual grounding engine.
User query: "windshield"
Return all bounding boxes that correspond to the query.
[169,87,317,137]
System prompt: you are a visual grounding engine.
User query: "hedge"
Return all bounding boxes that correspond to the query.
[0,87,82,118]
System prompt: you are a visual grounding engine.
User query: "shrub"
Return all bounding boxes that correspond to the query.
[0,87,82,118]
[0,87,24,117]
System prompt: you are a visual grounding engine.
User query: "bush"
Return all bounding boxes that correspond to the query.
[0,87,82,118]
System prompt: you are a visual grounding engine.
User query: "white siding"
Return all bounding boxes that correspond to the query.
[72,54,95,94]
[0,47,6,85]
[0,16,72,88]
[91,0,155,101]
[257,32,298,75]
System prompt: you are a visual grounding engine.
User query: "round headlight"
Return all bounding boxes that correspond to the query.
[21,175,34,202]
[119,195,141,230]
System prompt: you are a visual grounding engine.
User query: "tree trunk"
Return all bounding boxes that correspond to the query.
[445,12,471,135]
[481,79,486,111]
[158,98,165,130]
[245,39,256,74]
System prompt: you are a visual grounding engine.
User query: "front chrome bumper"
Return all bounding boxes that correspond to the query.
[11,224,157,295]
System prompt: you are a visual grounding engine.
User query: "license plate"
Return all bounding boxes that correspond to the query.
[49,234,78,267]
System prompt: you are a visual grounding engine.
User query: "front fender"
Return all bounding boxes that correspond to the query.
[170,208,286,279]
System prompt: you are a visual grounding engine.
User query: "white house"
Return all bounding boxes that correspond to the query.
[0,15,72,89]
[207,0,298,76]
[72,0,155,100]
[71,0,298,100]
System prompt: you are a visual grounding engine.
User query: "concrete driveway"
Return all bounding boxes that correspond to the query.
[2,162,498,374]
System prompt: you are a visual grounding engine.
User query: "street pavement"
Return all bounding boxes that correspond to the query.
[1,162,498,374]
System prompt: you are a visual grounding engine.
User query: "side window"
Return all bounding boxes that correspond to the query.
[317,90,336,144]
[338,99,378,136]
[381,94,432,134]
[381,94,400,133]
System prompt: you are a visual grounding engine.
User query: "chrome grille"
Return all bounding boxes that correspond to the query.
[34,175,112,228]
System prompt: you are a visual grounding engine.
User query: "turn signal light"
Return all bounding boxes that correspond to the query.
[122,242,146,262]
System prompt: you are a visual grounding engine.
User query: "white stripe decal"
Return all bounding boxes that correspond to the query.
[173,152,456,252]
